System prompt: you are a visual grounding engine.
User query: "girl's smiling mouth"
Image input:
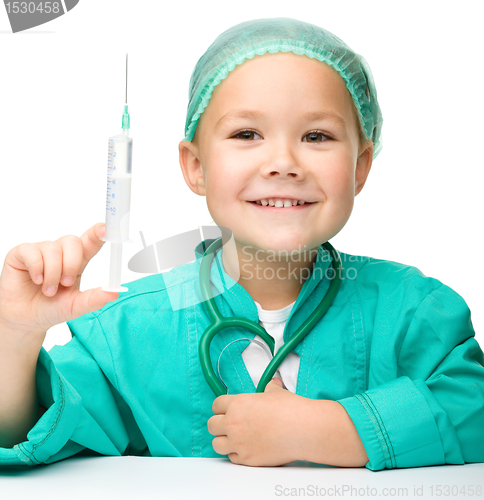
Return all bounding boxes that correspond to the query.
[250,199,314,207]
[247,200,316,212]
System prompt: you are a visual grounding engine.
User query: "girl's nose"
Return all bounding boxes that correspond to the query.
[261,148,306,179]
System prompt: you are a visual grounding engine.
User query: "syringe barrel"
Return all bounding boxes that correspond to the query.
[104,133,133,242]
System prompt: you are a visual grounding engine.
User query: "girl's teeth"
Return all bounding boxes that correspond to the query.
[255,198,308,207]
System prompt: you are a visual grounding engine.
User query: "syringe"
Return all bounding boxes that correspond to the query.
[100,54,133,292]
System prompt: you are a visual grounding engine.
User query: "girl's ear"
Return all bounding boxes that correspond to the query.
[178,140,206,196]
[355,140,374,196]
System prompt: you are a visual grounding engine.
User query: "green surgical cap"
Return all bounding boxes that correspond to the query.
[184,17,383,160]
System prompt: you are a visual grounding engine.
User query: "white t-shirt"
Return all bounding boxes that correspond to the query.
[241,300,301,393]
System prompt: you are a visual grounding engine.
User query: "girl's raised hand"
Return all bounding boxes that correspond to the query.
[0,223,118,338]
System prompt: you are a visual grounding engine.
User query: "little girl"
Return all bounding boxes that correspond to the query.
[0,17,483,471]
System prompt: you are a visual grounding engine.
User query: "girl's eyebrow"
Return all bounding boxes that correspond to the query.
[214,109,347,131]
[215,109,264,130]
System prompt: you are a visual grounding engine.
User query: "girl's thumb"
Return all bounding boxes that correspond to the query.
[70,287,119,321]
[272,378,284,387]
[265,378,284,390]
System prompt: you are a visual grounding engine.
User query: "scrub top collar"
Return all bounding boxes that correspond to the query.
[193,239,335,335]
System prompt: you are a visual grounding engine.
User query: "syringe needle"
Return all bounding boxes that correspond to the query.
[122,54,130,131]
[126,53,128,104]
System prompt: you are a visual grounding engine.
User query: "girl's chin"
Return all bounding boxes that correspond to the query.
[232,234,319,255]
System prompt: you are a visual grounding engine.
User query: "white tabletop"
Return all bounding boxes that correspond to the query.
[1,457,483,500]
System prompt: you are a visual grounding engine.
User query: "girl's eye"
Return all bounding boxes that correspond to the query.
[303,131,332,143]
[231,129,333,142]
[231,130,262,140]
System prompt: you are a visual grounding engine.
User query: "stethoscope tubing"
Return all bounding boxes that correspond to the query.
[198,237,342,397]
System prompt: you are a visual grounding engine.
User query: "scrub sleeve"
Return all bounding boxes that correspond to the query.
[0,313,133,466]
[337,284,484,471]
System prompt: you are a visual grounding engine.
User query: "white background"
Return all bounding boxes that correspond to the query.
[0,0,482,352]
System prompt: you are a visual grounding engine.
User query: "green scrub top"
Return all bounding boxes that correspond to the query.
[1,239,483,471]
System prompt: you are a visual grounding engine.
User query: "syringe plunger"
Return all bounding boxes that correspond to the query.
[101,242,126,292]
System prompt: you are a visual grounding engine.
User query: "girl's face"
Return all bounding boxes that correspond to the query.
[179,51,373,255]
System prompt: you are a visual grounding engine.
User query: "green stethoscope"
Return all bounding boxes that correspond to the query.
[198,237,342,397]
